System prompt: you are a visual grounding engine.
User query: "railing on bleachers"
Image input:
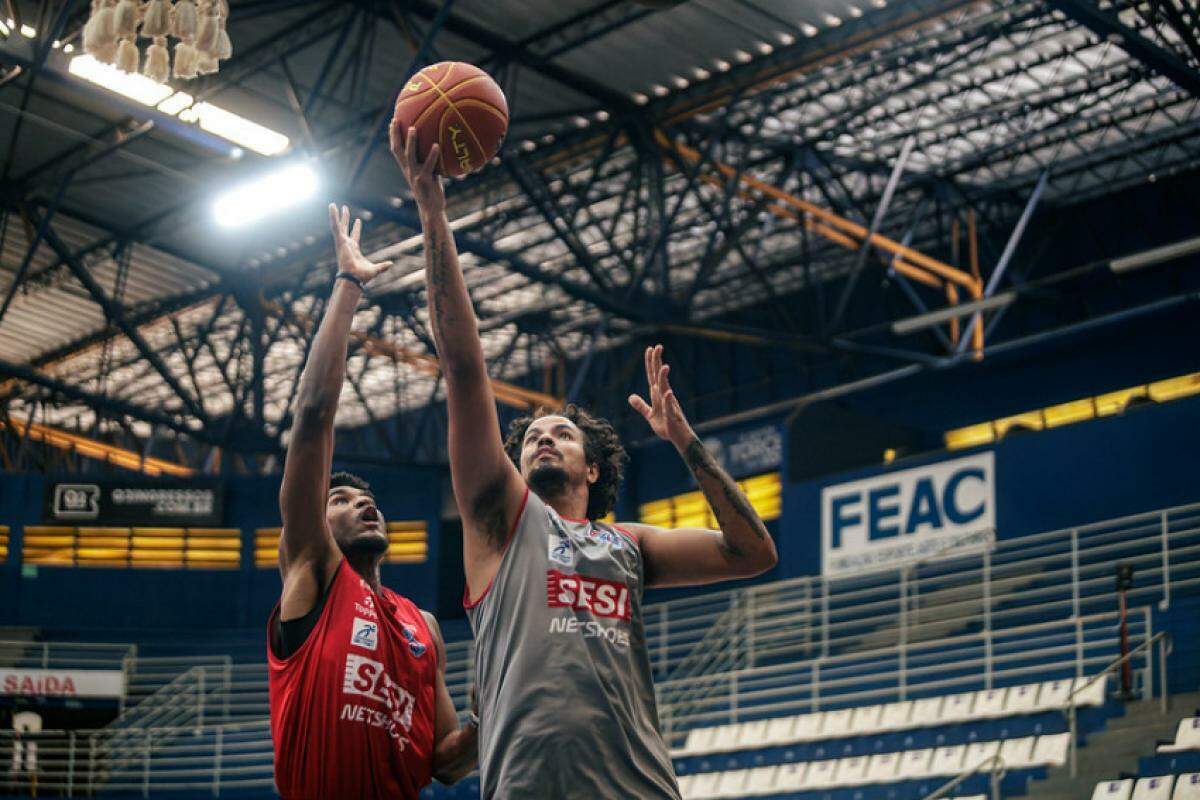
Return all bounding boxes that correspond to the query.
[0,500,1197,796]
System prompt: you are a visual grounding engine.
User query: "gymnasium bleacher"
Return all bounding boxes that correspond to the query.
[2,500,1193,798]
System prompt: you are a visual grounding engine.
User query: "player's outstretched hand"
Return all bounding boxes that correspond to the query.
[328,204,394,285]
[628,344,696,451]
[389,123,446,213]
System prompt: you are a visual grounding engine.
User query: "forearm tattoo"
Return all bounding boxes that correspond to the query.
[683,436,769,560]
[425,223,456,353]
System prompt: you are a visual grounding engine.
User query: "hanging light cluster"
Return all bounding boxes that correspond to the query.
[82,0,232,82]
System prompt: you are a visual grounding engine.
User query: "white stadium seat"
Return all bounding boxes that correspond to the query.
[913,696,945,726]
[941,691,977,724]
[679,727,716,757]
[792,713,823,742]
[743,766,778,796]
[964,740,1001,771]
[1033,732,1072,767]
[677,775,695,797]
[850,704,884,735]
[821,707,853,738]
[866,751,901,783]
[714,769,749,798]
[930,745,967,776]
[879,700,915,731]
[764,715,797,746]
[1036,679,1076,711]
[1134,776,1176,800]
[805,758,840,788]
[1159,718,1200,753]
[973,687,1009,718]
[772,762,807,792]
[1092,780,1135,800]
[898,748,935,779]
[953,796,988,800]
[1173,773,1200,800]
[838,756,870,786]
[999,737,1037,769]
[708,724,740,753]
[739,719,770,748]
[1072,675,1108,708]
[686,772,720,800]
[1005,683,1041,715]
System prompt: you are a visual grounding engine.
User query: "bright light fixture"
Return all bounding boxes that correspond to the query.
[157,91,194,116]
[180,102,289,156]
[212,163,319,228]
[68,55,290,156]
[20,23,36,37]
[69,54,173,106]
[0,19,9,35]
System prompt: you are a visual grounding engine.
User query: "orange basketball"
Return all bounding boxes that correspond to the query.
[391,62,509,178]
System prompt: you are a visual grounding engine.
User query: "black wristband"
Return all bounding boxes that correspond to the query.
[335,272,366,293]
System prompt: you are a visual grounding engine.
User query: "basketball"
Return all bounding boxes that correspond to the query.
[391,61,509,178]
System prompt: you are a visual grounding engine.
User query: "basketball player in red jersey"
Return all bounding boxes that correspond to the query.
[394,124,777,798]
[267,204,477,800]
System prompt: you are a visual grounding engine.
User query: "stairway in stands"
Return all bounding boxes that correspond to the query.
[1032,691,1200,800]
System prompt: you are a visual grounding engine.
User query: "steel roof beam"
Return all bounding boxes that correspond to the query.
[1048,0,1200,99]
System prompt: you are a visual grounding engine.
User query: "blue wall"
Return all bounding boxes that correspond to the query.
[0,465,444,632]
[780,394,1198,578]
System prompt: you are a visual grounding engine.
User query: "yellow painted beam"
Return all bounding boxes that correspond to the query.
[0,416,195,477]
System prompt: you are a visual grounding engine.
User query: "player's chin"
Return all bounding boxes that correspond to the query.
[341,528,389,557]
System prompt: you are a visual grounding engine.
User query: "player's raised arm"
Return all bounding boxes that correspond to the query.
[389,124,526,600]
[278,206,393,617]
[624,345,778,588]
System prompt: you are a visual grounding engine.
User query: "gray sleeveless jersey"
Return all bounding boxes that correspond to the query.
[465,489,681,799]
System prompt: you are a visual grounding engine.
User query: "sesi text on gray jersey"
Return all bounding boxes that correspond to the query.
[465,488,681,799]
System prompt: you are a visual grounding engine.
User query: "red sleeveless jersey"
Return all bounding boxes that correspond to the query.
[268,559,437,800]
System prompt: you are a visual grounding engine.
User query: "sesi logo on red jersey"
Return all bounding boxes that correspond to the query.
[546,570,632,621]
[342,653,416,735]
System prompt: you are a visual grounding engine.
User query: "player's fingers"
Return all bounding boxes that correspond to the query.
[328,203,340,238]
[375,260,394,272]
[658,364,671,394]
[644,346,654,386]
[341,206,351,234]
[406,126,418,165]
[351,218,362,243]
[665,390,684,420]
[654,344,664,376]
[628,394,652,419]
[425,144,440,176]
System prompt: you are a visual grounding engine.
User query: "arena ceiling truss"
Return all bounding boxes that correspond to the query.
[0,0,1197,471]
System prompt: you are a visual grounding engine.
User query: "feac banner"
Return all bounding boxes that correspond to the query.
[1,668,125,699]
[821,452,995,578]
[43,479,224,526]
[701,423,783,479]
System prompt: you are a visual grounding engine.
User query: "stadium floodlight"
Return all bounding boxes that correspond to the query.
[180,102,290,156]
[69,55,173,107]
[1109,235,1200,274]
[213,163,319,228]
[891,291,1016,336]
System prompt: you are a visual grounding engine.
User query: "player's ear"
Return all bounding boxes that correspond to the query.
[586,462,599,485]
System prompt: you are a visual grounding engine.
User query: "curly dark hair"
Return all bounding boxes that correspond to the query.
[503,404,627,520]
[329,471,373,498]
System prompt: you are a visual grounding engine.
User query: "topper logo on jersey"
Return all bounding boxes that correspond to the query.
[355,590,377,620]
[590,527,626,551]
[546,569,632,621]
[350,618,378,651]
[342,653,415,736]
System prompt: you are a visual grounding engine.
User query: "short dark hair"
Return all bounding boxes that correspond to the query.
[503,404,627,520]
[329,471,373,498]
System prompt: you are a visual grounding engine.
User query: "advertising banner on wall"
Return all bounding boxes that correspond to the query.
[821,452,995,578]
[43,480,224,526]
[1,668,125,699]
[701,423,783,479]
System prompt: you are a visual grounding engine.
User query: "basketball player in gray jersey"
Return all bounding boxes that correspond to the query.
[392,126,778,799]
